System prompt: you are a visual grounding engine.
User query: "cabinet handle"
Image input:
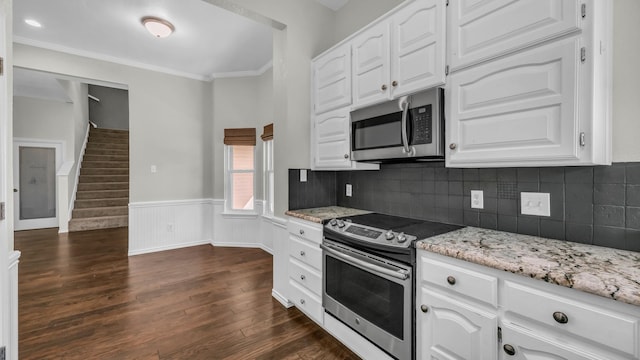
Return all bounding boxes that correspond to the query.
[503,344,516,356]
[300,251,305,257]
[300,274,306,280]
[553,311,569,324]
[446,276,456,285]
[381,84,388,91]
[420,304,429,313]
[392,80,398,87]
[449,143,457,150]
[344,154,349,159]
[300,299,305,305]
[299,229,305,235]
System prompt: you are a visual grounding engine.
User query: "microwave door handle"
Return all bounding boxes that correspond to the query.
[400,97,411,154]
[320,243,410,280]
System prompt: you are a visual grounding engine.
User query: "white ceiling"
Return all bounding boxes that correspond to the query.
[13,0,276,81]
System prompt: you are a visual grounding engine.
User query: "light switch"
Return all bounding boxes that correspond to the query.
[300,169,307,182]
[346,184,352,197]
[471,190,484,209]
[151,165,157,173]
[521,192,551,216]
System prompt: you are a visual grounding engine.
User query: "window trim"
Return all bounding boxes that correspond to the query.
[223,144,257,216]
[263,139,274,217]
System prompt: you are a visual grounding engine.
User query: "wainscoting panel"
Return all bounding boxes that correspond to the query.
[270,217,293,308]
[128,199,213,256]
[211,200,265,250]
[9,251,21,360]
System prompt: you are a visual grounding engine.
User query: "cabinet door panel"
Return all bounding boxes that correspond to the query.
[391,0,446,97]
[313,108,351,169]
[447,38,580,167]
[352,21,391,108]
[449,0,581,70]
[500,323,601,360]
[313,44,351,114]
[417,288,498,360]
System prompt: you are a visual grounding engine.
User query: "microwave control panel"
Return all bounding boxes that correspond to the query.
[411,105,432,145]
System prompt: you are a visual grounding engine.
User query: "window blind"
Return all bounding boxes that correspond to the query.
[224,128,256,146]
[261,123,273,141]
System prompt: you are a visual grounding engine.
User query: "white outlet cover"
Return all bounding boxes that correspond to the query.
[471,190,483,209]
[521,192,551,216]
[300,169,307,182]
[346,184,352,197]
[150,165,157,173]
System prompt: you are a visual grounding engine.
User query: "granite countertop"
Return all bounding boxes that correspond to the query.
[285,206,371,224]
[416,227,640,307]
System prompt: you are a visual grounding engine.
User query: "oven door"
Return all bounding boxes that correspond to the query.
[321,239,412,360]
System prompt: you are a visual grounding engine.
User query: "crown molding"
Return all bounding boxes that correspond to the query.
[14,36,211,82]
[210,60,273,79]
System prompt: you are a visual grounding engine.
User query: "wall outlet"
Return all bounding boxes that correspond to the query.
[300,169,307,182]
[471,190,484,209]
[521,192,551,216]
[167,223,174,232]
[150,165,157,173]
[346,184,352,197]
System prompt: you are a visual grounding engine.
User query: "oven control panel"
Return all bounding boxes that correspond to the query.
[325,219,417,249]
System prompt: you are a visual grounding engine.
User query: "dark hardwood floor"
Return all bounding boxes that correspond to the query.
[15,228,359,360]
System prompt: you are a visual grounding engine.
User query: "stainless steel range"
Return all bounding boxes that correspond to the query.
[322,213,461,360]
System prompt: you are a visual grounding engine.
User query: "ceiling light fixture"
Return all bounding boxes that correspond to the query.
[25,19,42,28]
[141,16,174,38]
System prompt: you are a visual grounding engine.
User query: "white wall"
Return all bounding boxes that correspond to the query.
[612,0,640,161]
[13,96,74,160]
[14,43,210,203]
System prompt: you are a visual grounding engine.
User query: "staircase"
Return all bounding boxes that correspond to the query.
[69,127,129,232]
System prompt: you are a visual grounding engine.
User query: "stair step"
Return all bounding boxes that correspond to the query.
[90,130,129,137]
[84,148,129,156]
[89,136,129,143]
[91,128,129,135]
[74,198,129,208]
[72,206,128,218]
[76,190,129,200]
[78,182,129,191]
[69,215,128,232]
[81,161,128,169]
[86,143,129,150]
[80,167,129,176]
[79,175,129,183]
[83,155,129,162]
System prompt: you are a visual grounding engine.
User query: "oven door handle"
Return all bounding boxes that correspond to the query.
[320,244,410,280]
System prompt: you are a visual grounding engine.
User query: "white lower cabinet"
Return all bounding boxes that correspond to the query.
[417,250,640,360]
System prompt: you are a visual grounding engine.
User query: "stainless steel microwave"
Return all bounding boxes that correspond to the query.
[350,88,444,162]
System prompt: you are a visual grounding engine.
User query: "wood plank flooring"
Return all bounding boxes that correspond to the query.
[15,228,359,360]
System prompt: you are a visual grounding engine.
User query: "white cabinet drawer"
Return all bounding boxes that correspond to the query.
[503,280,640,357]
[448,0,581,71]
[289,257,322,296]
[288,219,322,244]
[289,235,322,271]
[289,279,323,325]
[419,255,498,307]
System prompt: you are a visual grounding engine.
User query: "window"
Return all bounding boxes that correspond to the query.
[261,123,274,217]
[224,128,256,213]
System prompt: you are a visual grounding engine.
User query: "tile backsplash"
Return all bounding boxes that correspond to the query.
[289,163,640,252]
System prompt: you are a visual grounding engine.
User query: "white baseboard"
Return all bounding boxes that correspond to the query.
[272,289,294,308]
[8,251,21,360]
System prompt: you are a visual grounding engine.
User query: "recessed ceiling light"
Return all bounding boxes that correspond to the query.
[141,16,174,38]
[25,19,42,28]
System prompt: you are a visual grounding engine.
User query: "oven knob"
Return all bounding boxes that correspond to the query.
[385,230,395,240]
[329,219,337,227]
[397,232,407,243]
[337,220,346,228]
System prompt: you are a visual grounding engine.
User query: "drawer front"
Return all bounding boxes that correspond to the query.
[289,235,322,271]
[289,279,323,325]
[288,218,323,244]
[289,258,322,296]
[503,280,640,357]
[419,255,498,307]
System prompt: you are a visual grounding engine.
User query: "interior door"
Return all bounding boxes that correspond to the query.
[13,141,61,230]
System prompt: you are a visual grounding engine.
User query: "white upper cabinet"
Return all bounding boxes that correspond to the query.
[448,0,582,71]
[352,0,447,109]
[446,0,612,168]
[313,108,351,169]
[312,43,352,115]
[391,0,447,98]
[352,21,391,109]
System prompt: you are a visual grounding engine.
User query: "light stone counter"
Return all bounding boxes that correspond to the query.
[285,206,371,224]
[416,227,640,307]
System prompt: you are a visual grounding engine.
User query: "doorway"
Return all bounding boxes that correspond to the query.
[13,140,62,231]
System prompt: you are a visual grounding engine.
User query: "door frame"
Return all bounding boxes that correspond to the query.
[13,138,63,231]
